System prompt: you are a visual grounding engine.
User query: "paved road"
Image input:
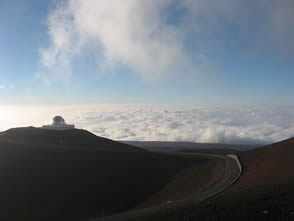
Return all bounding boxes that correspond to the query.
[96,152,242,221]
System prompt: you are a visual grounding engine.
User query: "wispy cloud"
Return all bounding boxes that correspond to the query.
[1,104,293,145]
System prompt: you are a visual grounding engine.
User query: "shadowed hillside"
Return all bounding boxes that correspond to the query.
[0,127,209,221]
[126,138,294,221]
[0,127,142,152]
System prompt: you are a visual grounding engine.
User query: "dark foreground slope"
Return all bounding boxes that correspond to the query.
[127,138,294,221]
[0,127,208,221]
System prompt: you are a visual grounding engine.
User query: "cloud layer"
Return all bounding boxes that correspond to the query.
[40,0,294,80]
[1,104,294,145]
[40,0,188,80]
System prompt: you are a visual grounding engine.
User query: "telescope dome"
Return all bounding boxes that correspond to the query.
[42,116,75,130]
[52,116,66,125]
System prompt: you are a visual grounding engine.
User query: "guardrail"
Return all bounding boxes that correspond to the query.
[226,154,242,174]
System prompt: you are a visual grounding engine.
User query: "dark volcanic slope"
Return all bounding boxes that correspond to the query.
[0,127,205,221]
[240,137,294,185]
[131,138,294,221]
[190,138,294,221]
[196,137,294,221]
[0,127,142,151]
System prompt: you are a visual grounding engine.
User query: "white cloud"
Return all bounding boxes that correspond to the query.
[40,0,294,81]
[40,0,189,80]
[1,104,294,145]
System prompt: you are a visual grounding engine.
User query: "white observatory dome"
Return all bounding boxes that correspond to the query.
[52,116,66,126]
[42,115,75,130]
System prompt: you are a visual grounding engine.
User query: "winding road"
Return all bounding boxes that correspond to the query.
[97,152,242,221]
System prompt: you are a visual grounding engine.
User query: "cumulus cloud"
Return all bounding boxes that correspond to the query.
[40,0,189,80]
[1,104,294,145]
[39,0,294,81]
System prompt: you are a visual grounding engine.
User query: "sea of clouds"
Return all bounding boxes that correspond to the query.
[0,104,293,145]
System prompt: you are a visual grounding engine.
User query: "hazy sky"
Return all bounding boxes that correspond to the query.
[0,0,294,105]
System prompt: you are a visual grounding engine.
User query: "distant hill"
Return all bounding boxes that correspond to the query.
[0,127,208,221]
[122,141,260,152]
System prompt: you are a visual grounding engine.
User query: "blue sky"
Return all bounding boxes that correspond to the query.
[0,0,293,105]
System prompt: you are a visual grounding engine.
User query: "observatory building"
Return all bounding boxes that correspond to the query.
[42,116,75,130]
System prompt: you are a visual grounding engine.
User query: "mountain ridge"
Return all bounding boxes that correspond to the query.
[0,127,144,152]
